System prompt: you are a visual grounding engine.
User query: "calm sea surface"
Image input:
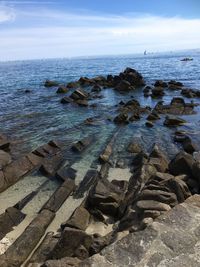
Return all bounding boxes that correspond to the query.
[0,51,200,159]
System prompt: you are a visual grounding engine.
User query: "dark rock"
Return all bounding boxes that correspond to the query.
[67,81,79,88]
[174,131,189,143]
[72,137,93,153]
[62,206,90,231]
[44,80,59,87]
[127,142,142,153]
[115,80,132,91]
[145,121,154,127]
[33,144,59,158]
[70,88,89,100]
[114,113,128,124]
[154,80,168,88]
[76,99,88,107]
[79,77,94,86]
[24,89,31,93]
[182,138,197,154]
[146,112,160,121]
[192,161,200,185]
[169,151,194,176]
[56,167,77,181]
[51,227,93,260]
[91,85,101,92]
[60,96,73,104]
[56,86,68,94]
[164,115,186,127]
[151,87,165,97]
[42,257,81,267]
[2,209,55,267]
[149,144,169,173]
[42,179,75,212]
[39,154,63,177]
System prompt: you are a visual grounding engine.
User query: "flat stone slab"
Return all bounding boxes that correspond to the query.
[80,195,200,267]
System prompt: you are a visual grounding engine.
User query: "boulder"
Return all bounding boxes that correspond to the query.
[182,138,197,154]
[0,150,11,169]
[72,137,93,153]
[39,154,63,177]
[42,179,75,212]
[70,89,89,100]
[115,80,132,91]
[76,99,88,107]
[56,167,77,181]
[127,142,142,153]
[145,121,154,127]
[60,96,73,104]
[42,257,81,267]
[164,115,186,127]
[56,86,68,94]
[50,227,93,260]
[149,144,169,173]
[66,81,79,88]
[62,206,90,231]
[44,80,59,87]
[79,77,94,86]
[192,161,200,184]
[154,80,168,88]
[151,87,165,97]
[113,113,128,124]
[136,200,171,212]
[91,84,101,92]
[169,151,194,176]
[99,144,112,163]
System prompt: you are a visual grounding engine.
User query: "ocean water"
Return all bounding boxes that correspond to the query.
[0,51,200,160]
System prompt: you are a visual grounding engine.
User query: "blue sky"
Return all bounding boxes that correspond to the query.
[0,0,200,60]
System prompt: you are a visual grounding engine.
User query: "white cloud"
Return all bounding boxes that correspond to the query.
[0,9,200,60]
[0,5,15,23]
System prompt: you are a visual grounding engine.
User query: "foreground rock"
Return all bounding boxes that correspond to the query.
[80,195,200,267]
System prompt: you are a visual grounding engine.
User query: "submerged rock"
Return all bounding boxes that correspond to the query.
[164,115,186,127]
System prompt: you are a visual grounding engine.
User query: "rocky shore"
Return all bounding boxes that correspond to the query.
[0,67,200,266]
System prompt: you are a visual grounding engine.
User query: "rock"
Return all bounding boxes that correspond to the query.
[0,150,11,169]
[67,81,79,88]
[1,209,55,267]
[50,227,93,260]
[145,121,154,127]
[44,80,59,87]
[72,137,93,153]
[90,232,115,255]
[174,131,189,143]
[79,77,94,86]
[56,167,77,181]
[169,151,194,176]
[115,80,132,91]
[33,144,59,158]
[81,195,200,267]
[39,154,63,177]
[0,134,10,150]
[154,80,168,88]
[62,206,90,231]
[99,144,112,163]
[164,115,186,127]
[70,89,89,100]
[74,170,99,199]
[170,97,185,106]
[137,189,178,206]
[127,142,142,153]
[0,207,26,240]
[151,87,165,97]
[91,84,101,92]
[60,96,73,104]
[24,89,31,93]
[146,112,160,121]
[192,161,200,184]
[182,138,197,154]
[76,99,88,107]
[113,113,128,124]
[42,179,75,212]
[149,144,169,173]
[42,257,81,267]
[56,86,68,94]
[136,200,171,212]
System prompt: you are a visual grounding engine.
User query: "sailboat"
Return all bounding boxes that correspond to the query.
[144,50,147,55]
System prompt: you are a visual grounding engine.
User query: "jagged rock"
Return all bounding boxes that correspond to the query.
[145,121,154,127]
[149,144,169,173]
[50,227,93,260]
[70,89,89,100]
[62,206,90,231]
[0,150,11,169]
[44,80,59,87]
[56,85,68,94]
[182,138,197,154]
[80,195,200,267]
[1,209,55,267]
[127,142,142,153]
[0,134,10,150]
[114,113,128,124]
[169,151,194,176]
[164,115,186,127]
[72,137,93,153]
[99,144,112,163]
[154,80,168,88]
[42,179,75,212]
[136,200,171,212]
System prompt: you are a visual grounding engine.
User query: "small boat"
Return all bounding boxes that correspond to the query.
[144,50,147,55]
[180,57,193,61]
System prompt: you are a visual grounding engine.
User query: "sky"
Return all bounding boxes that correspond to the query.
[0,0,200,60]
